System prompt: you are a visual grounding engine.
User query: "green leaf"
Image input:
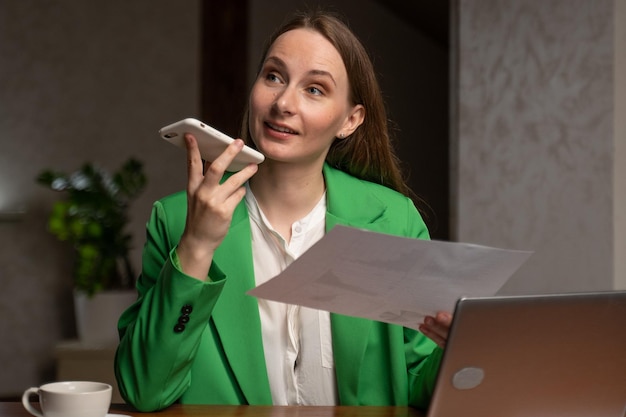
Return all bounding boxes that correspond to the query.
[36,157,147,295]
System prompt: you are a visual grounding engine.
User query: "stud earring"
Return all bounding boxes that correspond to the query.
[338,133,345,138]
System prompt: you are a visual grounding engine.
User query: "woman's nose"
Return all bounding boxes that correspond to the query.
[273,87,297,115]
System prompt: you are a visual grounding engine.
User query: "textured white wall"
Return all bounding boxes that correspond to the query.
[0,0,199,396]
[456,0,618,293]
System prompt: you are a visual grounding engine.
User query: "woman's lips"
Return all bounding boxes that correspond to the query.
[265,121,298,137]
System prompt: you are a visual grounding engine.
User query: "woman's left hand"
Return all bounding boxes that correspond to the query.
[419,311,453,349]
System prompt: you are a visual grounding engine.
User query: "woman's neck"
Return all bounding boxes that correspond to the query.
[249,162,326,239]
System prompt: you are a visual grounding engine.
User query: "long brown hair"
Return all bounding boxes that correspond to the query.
[240,10,411,196]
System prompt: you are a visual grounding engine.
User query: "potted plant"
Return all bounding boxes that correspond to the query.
[37,158,147,346]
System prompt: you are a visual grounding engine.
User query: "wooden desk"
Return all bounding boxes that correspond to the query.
[1,402,425,417]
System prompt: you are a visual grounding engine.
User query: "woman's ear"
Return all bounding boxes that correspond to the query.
[337,104,365,139]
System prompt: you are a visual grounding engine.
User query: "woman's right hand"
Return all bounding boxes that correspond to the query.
[176,133,259,280]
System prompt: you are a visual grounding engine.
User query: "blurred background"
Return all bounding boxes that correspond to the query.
[0,0,624,400]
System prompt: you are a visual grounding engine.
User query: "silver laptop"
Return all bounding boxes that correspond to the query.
[427,291,626,417]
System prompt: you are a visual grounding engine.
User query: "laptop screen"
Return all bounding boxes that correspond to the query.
[427,291,626,417]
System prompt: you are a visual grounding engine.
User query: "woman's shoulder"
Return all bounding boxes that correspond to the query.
[324,164,429,238]
[324,164,411,202]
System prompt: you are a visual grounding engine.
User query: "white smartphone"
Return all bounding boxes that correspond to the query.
[159,118,265,172]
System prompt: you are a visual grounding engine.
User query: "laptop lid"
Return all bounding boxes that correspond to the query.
[427,291,626,417]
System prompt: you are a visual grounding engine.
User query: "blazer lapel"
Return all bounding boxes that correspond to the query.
[211,201,272,404]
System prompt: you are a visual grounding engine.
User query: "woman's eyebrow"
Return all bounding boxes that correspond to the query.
[264,56,286,68]
[264,56,337,86]
[308,69,337,86]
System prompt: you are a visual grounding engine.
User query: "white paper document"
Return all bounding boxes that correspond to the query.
[248,225,532,330]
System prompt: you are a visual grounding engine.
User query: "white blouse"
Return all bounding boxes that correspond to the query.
[245,184,337,405]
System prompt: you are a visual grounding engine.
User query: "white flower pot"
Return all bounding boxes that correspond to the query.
[73,289,136,347]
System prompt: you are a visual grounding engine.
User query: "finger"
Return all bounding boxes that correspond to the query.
[184,133,204,191]
[224,162,259,188]
[420,313,452,348]
[219,164,258,211]
[221,183,249,214]
[203,139,246,179]
[419,322,446,349]
[435,311,453,328]
[429,312,452,341]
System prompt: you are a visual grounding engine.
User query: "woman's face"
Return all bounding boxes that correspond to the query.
[248,28,364,169]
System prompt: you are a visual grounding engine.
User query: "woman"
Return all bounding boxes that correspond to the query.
[115,10,451,412]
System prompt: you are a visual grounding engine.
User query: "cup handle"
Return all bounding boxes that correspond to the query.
[22,387,44,417]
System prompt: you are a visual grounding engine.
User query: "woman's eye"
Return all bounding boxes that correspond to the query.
[266,73,281,83]
[307,86,323,95]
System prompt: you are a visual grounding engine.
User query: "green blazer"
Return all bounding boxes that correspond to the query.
[115,164,443,412]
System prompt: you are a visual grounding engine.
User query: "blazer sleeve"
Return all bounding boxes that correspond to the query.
[406,330,444,408]
[114,200,226,412]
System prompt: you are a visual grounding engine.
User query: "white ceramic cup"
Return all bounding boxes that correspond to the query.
[22,381,112,417]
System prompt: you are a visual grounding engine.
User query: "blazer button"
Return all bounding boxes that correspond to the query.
[181,305,193,315]
[174,323,186,333]
[178,315,190,324]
